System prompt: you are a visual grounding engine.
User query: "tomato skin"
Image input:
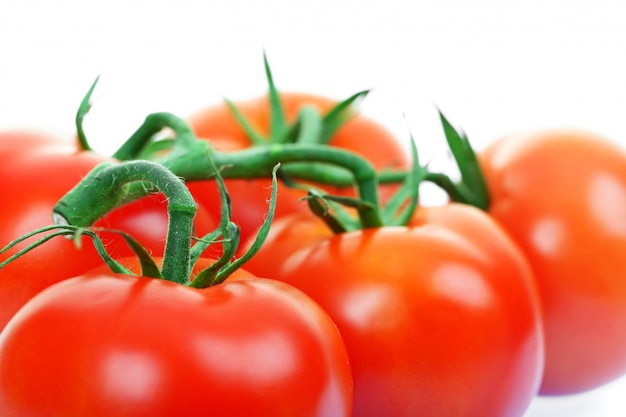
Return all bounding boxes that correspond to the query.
[274,205,543,417]
[479,129,626,394]
[0,274,353,416]
[0,129,72,159]
[0,131,217,332]
[240,211,332,277]
[186,92,410,243]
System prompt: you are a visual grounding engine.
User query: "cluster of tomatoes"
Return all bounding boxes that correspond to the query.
[1,62,626,417]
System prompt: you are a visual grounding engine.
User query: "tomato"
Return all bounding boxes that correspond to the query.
[479,129,626,394]
[269,203,543,416]
[0,272,353,416]
[241,211,332,278]
[186,92,410,243]
[0,130,217,332]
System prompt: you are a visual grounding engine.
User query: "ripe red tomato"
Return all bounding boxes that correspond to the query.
[0,273,353,416]
[0,130,217,332]
[271,203,544,416]
[479,129,626,394]
[186,92,410,243]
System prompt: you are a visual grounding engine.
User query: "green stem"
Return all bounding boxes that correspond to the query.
[53,160,197,285]
[114,108,382,188]
[113,112,385,226]
[113,112,197,161]
[159,142,384,228]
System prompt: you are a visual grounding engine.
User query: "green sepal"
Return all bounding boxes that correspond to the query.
[188,147,238,287]
[305,191,349,234]
[438,110,490,210]
[75,76,99,151]
[382,134,424,226]
[283,106,323,144]
[277,167,361,233]
[319,90,369,144]
[264,52,287,141]
[110,229,163,278]
[225,98,267,145]
[191,222,240,288]
[189,228,224,267]
[279,89,369,145]
[222,55,369,148]
[0,225,78,269]
[190,165,280,288]
[0,224,134,277]
[81,230,134,276]
[303,190,362,232]
[212,164,281,285]
[188,141,280,287]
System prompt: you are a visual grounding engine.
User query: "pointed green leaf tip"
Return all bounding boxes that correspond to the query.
[320,90,369,144]
[76,75,100,151]
[382,132,424,226]
[438,109,490,210]
[264,52,287,140]
[223,54,369,148]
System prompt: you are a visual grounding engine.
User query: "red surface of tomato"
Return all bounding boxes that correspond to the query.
[0,129,71,159]
[241,211,332,278]
[0,274,353,416]
[186,92,410,244]
[270,203,544,416]
[0,130,217,332]
[479,129,626,395]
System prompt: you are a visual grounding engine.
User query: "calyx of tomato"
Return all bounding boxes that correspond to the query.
[109,53,368,163]
[97,110,385,229]
[117,107,436,233]
[72,56,425,232]
[346,110,491,210]
[70,75,388,229]
[225,53,369,148]
[0,157,280,288]
[433,111,490,210]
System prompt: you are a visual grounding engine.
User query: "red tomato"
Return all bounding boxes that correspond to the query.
[479,129,626,394]
[0,130,217,332]
[186,92,410,243]
[271,203,543,416]
[0,273,353,416]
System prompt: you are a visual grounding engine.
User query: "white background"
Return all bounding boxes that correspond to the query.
[1,0,626,415]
